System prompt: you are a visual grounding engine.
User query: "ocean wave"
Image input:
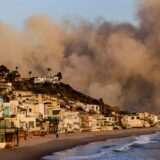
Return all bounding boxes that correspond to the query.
[113,132,160,152]
[43,151,106,160]
[42,132,160,160]
[100,144,116,149]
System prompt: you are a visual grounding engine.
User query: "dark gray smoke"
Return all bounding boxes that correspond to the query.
[0,0,160,112]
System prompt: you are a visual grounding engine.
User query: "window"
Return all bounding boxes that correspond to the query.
[29,121,34,128]
[0,135,5,143]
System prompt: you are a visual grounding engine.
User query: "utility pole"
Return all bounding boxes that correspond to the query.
[4,119,6,143]
[16,127,19,147]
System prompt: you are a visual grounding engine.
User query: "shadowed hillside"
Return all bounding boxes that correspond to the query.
[13,79,119,114]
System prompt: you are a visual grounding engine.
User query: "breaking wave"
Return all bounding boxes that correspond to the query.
[60,151,106,160]
[113,132,159,152]
[42,151,106,160]
[42,132,160,160]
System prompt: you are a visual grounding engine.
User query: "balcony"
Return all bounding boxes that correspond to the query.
[48,117,60,122]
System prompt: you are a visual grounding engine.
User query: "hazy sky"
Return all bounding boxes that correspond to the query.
[0,0,136,29]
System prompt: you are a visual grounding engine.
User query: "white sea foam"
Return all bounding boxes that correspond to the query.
[42,151,106,160]
[113,132,159,152]
[60,151,106,160]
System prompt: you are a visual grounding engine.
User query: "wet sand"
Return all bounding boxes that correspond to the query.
[0,127,160,160]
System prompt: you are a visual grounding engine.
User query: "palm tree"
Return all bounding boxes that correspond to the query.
[47,68,51,77]
[57,72,62,80]
[15,66,18,71]
[28,71,32,78]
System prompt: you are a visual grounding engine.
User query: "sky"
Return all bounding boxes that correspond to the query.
[0,0,136,29]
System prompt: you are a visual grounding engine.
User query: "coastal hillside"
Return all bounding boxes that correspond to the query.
[13,80,118,114]
[0,65,119,114]
[13,80,99,104]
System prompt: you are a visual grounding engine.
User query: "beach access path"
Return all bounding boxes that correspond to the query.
[0,127,160,160]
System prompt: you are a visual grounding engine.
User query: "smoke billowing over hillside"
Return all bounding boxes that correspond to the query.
[0,0,160,112]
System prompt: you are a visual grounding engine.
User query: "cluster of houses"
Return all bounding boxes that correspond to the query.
[0,77,160,149]
[0,91,117,134]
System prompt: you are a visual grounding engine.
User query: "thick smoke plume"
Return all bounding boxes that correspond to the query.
[0,0,160,112]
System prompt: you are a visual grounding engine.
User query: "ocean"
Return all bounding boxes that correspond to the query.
[42,132,160,160]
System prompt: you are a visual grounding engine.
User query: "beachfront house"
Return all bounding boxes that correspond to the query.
[121,114,145,128]
[138,112,158,126]
[79,112,90,132]
[89,115,98,131]
[4,108,38,132]
[12,103,41,133]
[103,116,117,130]
[92,114,104,131]
[62,111,81,133]
[138,112,151,119]
[0,119,18,149]
[147,114,159,126]
[91,114,114,131]
[48,107,65,133]
[19,117,37,131]
[4,117,19,128]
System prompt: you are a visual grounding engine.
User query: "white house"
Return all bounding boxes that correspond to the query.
[34,76,60,84]
[121,115,145,128]
[63,111,81,133]
[34,77,46,84]
[76,102,100,114]
[89,115,99,131]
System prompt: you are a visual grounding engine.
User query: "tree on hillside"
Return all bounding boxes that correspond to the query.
[0,65,9,73]
[99,98,104,106]
[56,72,62,81]
[15,66,19,71]
[28,71,32,78]
[6,70,21,82]
[99,98,105,114]
[0,65,9,81]
[47,68,51,77]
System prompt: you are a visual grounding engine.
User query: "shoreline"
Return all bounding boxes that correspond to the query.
[0,128,160,160]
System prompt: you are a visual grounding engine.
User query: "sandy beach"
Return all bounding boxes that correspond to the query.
[0,128,160,160]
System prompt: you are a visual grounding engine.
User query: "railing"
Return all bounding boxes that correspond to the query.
[48,117,60,122]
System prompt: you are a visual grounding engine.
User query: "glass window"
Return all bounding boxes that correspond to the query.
[29,121,34,128]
